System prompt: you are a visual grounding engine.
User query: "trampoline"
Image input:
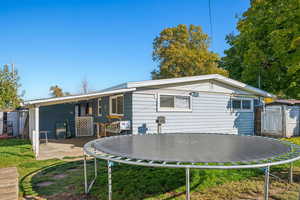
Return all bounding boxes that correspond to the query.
[83,133,300,200]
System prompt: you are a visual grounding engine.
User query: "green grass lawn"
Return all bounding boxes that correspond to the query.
[1,138,300,200]
[0,139,63,196]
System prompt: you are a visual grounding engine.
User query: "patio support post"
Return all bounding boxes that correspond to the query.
[289,162,293,184]
[264,166,270,200]
[108,161,112,200]
[32,106,40,158]
[186,168,190,200]
[84,154,88,194]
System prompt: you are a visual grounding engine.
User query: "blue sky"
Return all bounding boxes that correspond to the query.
[0,0,250,100]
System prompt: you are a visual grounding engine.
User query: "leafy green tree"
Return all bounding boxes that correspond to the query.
[0,65,22,110]
[152,24,228,79]
[221,0,300,98]
[49,85,64,97]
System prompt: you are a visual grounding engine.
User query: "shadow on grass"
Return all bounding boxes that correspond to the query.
[0,138,31,147]
[27,159,263,200]
[1,151,35,159]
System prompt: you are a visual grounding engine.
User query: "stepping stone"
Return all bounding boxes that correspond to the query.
[0,167,18,200]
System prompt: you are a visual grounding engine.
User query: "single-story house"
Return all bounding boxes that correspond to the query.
[24,74,274,147]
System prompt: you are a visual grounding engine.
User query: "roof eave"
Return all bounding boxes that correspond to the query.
[24,88,136,107]
[127,74,274,98]
[214,75,275,98]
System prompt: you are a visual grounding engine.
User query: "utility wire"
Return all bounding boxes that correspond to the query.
[208,0,214,47]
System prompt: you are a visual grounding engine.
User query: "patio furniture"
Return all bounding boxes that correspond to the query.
[39,131,49,144]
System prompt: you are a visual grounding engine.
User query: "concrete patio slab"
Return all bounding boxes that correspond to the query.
[38,137,96,160]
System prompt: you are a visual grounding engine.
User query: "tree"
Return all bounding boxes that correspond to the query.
[0,65,22,110]
[151,24,228,79]
[49,85,64,97]
[221,0,300,98]
[49,85,70,97]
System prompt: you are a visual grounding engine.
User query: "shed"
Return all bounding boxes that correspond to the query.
[262,100,300,137]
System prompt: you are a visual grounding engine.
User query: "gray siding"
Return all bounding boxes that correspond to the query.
[39,103,75,139]
[132,92,254,135]
[93,96,110,123]
[124,92,133,121]
[93,92,132,124]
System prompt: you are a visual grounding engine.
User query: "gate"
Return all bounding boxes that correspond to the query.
[75,116,94,137]
[261,106,283,135]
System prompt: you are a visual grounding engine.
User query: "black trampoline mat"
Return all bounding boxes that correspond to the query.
[93,134,291,163]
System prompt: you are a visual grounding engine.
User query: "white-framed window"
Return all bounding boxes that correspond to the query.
[158,94,192,112]
[110,95,124,115]
[231,98,252,111]
[98,98,102,116]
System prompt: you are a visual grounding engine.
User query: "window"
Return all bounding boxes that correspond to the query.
[98,98,102,116]
[159,94,191,111]
[160,95,174,108]
[110,95,124,115]
[242,100,251,109]
[231,98,252,111]
[232,99,241,109]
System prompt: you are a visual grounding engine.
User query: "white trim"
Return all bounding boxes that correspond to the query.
[157,93,192,112]
[109,94,124,116]
[98,98,102,116]
[126,74,274,98]
[25,88,136,106]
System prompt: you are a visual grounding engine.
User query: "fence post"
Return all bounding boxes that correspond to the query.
[254,106,262,136]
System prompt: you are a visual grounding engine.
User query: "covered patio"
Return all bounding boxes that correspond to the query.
[25,88,135,158]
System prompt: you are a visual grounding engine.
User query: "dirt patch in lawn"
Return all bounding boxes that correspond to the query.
[190,178,299,200]
[36,181,54,187]
[68,168,79,172]
[45,192,97,200]
[53,174,67,179]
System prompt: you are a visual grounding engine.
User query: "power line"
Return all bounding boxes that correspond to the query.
[208,0,214,46]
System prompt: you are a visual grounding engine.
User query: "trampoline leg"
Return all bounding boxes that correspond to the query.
[186,168,190,200]
[289,163,293,184]
[264,166,270,200]
[84,154,88,194]
[94,157,97,177]
[108,161,112,200]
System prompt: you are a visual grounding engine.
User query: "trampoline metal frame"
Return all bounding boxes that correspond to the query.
[83,134,300,200]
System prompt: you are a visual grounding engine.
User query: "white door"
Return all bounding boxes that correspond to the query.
[75,105,80,117]
[80,104,86,116]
